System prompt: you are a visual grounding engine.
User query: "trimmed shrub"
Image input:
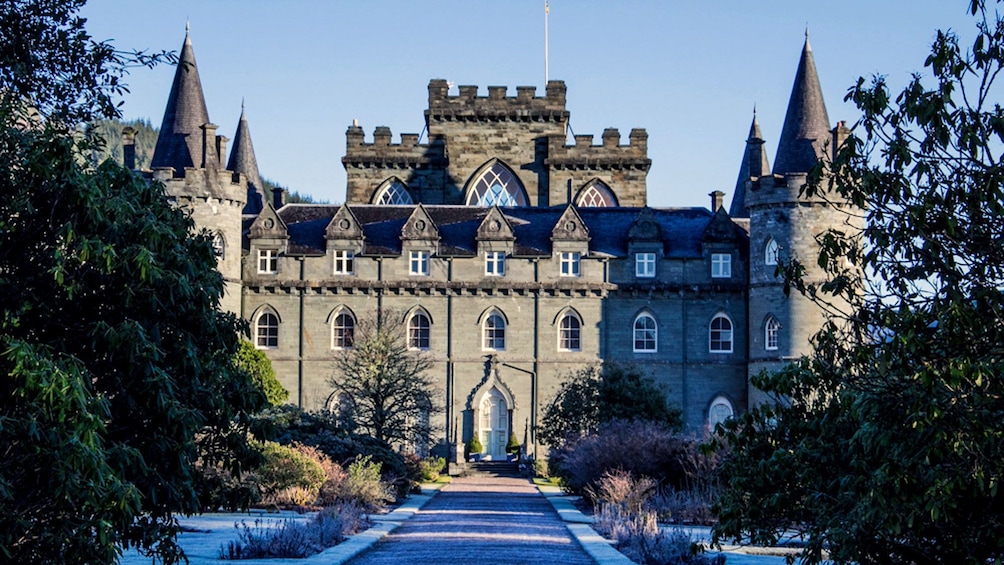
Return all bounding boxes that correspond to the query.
[219,501,368,559]
[467,435,483,457]
[256,441,326,506]
[506,432,521,456]
[418,456,446,482]
[344,455,394,512]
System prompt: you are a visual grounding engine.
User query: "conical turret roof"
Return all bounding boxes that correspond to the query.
[772,34,830,176]
[151,28,215,171]
[729,111,771,218]
[228,102,265,214]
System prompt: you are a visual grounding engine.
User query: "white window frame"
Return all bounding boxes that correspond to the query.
[711,253,731,278]
[257,249,277,274]
[633,313,657,353]
[710,314,734,353]
[709,396,735,429]
[482,313,506,351]
[255,311,278,349]
[408,312,431,351]
[765,238,780,266]
[635,252,656,278]
[212,232,226,261]
[558,312,582,352]
[765,316,780,351]
[409,250,430,276]
[331,312,355,350]
[560,252,581,277]
[485,251,506,276]
[333,250,354,275]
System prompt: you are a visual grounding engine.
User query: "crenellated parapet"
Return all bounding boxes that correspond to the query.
[342,125,447,169]
[546,127,651,171]
[425,79,569,124]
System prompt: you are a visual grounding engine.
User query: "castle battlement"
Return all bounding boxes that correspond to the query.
[425,79,569,123]
[343,125,447,170]
[546,128,651,171]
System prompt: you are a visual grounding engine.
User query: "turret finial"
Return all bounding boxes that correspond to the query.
[186,19,190,35]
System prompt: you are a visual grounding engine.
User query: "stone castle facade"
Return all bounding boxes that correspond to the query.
[137,29,851,460]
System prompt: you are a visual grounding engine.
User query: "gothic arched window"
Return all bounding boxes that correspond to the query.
[765,237,780,266]
[465,161,528,207]
[633,313,657,352]
[710,314,733,353]
[483,312,506,351]
[332,311,355,350]
[255,310,279,349]
[576,180,618,207]
[558,311,582,352]
[765,315,781,351]
[408,311,431,350]
[709,396,734,429]
[373,179,414,205]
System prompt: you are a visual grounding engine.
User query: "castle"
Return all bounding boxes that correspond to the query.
[134,29,851,460]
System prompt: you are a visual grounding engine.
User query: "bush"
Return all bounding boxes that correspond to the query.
[506,432,521,456]
[551,419,716,498]
[256,441,327,506]
[343,455,394,513]
[467,435,483,457]
[417,456,446,482]
[219,501,368,560]
[586,470,658,515]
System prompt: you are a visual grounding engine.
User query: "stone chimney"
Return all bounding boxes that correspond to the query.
[710,190,725,212]
[200,122,218,168]
[121,126,137,170]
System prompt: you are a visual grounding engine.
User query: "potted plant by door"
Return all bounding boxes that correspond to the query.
[506,432,521,461]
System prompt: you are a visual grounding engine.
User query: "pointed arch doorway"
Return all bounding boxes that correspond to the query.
[478,388,510,460]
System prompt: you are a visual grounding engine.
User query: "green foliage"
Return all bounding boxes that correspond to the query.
[256,442,326,504]
[713,3,1004,563]
[467,435,483,456]
[89,118,158,169]
[505,432,521,455]
[538,363,683,447]
[418,456,446,482]
[344,455,394,512]
[0,3,265,561]
[234,340,288,407]
[329,312,438,446]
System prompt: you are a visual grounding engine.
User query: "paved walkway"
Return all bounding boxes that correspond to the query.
[345,474,595,565]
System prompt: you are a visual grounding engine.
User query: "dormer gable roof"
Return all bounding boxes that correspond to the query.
[400,204,441,241]
[476,206,516,241]
[325,205,364,240]
[551,205,590,242]
[702,206,743,243]
[249,202,288,240]
[627,207,663,241]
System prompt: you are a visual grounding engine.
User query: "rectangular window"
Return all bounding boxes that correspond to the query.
[635,252,656,278]
[409,251,430,276]
[333,250,354,275]
[257,249,277,274]
[712,253,732,278]
[485,252,506,276]
[560,252,580,277]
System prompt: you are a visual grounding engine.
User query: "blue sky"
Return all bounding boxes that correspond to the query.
[80,1,975,209]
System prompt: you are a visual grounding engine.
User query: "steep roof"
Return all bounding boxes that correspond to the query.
[772,35,831,176]
[228,103,265,214]
[270,205,732,259]
[729,112,771,218]
[150,28,215,171]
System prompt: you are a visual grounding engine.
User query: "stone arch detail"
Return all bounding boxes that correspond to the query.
[463,159,529,207]
[465,355,518,412]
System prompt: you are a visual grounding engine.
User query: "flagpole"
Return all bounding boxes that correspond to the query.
[544,1,549,85]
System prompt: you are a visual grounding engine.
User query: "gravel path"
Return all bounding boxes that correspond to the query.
[346,474,596,564]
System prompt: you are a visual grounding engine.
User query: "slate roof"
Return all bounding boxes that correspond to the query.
[729,112,771,219]
[151,30,216,172]
[228,104,266,214]
[773,35,831,176]
[270,204,740,259]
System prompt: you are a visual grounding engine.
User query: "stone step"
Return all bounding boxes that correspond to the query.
[467,460,521,477]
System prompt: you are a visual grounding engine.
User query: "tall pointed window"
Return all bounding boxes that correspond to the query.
[255,311,279,349]
[765,238,780,266]
[576,180,618,207]
[465,161,528,207]
[765,315,781,351]
[373,179,414,205]
[710,314,733,353]
[558,312,582,352]
[633,313,657,352]
[483,313,506,351]
[408,311,431,350]
[332,312,355,350]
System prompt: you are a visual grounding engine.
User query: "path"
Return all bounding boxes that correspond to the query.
[346,472,596,564]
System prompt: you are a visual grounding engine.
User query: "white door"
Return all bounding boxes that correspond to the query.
[479,389,509,461]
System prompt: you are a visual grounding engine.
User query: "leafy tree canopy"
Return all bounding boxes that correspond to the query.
[0,1,267,562]
[538,363,683,448]
[713,2,1004,564]
[234,340,289,407]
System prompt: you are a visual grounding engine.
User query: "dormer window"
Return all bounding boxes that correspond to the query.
[410,251,430,276]
[257,249,278,274]
[560,252,580,277]
[333,250,354,275]
[712,253,731,278]
[485,252,506,276]
[635,252,656,278]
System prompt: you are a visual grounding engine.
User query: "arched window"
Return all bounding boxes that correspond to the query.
[576,180,618,207]
[408,311,431,350]
[465,161,528,207]
[709,396,734,429]
[332,312,355,350]
[483,312,506,351]
[558,312,582,352]
[633,313,657,353]
[372,179,414,205]
[710,314,733,353]
[765,315,781,351]
[212,232,226,260]
[255,311,278,349]
[765,237,780,266]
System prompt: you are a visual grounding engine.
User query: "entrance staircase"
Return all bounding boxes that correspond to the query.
[465,460,521,478]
